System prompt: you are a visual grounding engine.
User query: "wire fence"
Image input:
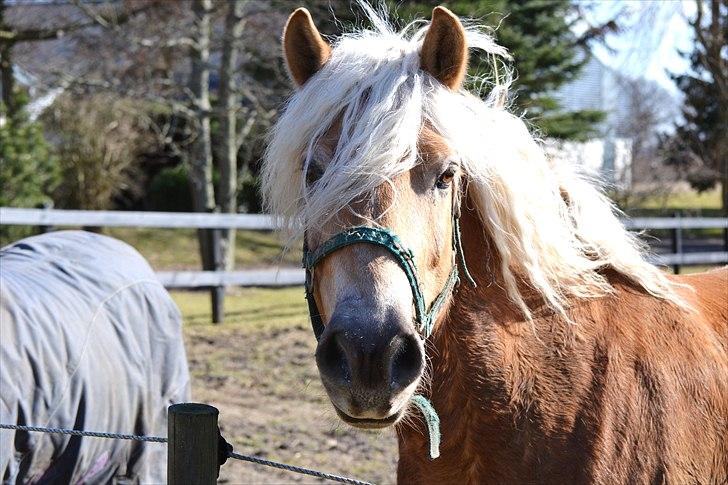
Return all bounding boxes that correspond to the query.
[0,420,374,485]
[226,451,374,485]
[0,423,166,443]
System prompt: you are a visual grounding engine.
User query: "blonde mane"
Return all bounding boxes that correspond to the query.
[262,4,686,319]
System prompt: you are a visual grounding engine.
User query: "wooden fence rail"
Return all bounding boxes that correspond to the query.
[2,207,726,321]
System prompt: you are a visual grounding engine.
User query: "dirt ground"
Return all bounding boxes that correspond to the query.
[177,289,398,485]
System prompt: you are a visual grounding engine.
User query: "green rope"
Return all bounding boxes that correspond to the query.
[411,395,441,460]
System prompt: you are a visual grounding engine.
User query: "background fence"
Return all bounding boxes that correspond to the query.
[2,207,726,322]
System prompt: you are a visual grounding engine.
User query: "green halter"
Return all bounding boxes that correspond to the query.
[302,206,475,460]
[303,217,467,339]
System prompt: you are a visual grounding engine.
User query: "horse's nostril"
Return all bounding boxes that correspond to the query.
[390,333,424,389]
[316,331,350,385]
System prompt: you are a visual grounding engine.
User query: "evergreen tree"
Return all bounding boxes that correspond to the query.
[393,0,605,140]
[0,91,58,242]
[0,91,57,208]
[663,0,727,211]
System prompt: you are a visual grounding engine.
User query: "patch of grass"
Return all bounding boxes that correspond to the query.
[171,286,308,332]
[106,227,302,270]
[637,187,723,210]
[671,265,721,275]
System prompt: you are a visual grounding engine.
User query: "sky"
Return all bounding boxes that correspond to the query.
[584,0,696,96]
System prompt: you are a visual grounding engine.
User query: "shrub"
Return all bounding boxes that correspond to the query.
[0,92,58,208]
[43,94,149,210]
[147,165,194,212]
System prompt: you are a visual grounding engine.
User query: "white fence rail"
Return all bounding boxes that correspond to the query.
[156,269,305,288]
[2,207,727,289]
[0,207,276,230]
[622,217,727,230]
[3,207,727,231]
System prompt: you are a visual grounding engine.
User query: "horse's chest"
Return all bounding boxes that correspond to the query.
[399,324,593,483]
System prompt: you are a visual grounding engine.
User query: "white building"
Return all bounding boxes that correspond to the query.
[549,55,678,189]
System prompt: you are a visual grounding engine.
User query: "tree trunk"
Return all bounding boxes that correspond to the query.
[0,0,16,116]
[722,167,727,213]
[188,0,215,270]
[0,44,14,116]
[216,0,245,271]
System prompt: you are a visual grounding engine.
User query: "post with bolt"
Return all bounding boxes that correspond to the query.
[167,403,220,485]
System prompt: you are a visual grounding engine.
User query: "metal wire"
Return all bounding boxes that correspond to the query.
[1,423,374,484]
[0,423,167,443]
[227,451,374,485]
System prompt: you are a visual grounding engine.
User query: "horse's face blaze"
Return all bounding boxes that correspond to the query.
[307,127,460,428]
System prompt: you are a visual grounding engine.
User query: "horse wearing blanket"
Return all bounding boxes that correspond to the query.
[0,231,190,483]
[262,4,728,484]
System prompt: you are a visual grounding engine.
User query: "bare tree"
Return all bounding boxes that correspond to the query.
[4,0,290,274]
[612,77,680,208]
[692,0,727,103]
[216,0,245,271]
[188,0,215,270]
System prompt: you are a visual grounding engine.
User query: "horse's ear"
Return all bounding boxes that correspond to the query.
[420,6,468,90]
[283,8,331,87]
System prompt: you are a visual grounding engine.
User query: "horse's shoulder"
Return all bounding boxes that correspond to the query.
[671,266,728,338]
[572,269,726,358]
[672,265,727,304]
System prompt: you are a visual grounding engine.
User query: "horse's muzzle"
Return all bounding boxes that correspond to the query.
[315,312,424,427]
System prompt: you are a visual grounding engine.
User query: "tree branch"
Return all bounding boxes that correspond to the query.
[0,3,152,43]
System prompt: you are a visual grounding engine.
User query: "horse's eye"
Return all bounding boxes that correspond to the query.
[305,162,324,186]
[436,167,456,189]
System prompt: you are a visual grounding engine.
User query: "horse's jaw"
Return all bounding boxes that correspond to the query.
[323,374,420,430]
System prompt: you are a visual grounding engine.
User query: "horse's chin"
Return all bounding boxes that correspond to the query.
[332,404,405,429]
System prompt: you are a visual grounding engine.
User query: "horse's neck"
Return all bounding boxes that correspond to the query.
[398,207,728,482]
[400,206,583,476]
[434,203,548,420]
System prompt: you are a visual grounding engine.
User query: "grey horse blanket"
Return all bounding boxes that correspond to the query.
[0,231,190,484]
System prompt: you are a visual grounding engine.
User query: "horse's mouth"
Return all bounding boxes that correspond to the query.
[333,404,403,429]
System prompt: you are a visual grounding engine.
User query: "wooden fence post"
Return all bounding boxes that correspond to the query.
[36,202,54,234]
[671,211,683,274]
[210,227,225,324]
[168,403,220,485]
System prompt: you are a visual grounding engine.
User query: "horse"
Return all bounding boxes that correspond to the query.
[0,231,190,483]
[262,5,728,484]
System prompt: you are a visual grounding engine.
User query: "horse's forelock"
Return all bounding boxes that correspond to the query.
[262,7,508,241]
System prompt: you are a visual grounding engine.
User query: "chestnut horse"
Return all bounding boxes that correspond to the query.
[263,5,728,484]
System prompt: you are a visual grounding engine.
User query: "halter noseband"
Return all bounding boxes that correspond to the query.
[304,221,452,341]
[302,208,473,341]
